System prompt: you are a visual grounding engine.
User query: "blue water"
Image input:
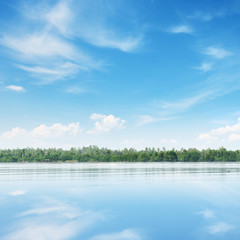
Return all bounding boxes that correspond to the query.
[0,163,240,240]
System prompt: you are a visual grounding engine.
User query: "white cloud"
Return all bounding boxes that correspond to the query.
[198,133,217,141]
[204,47,233,59]
[193,62,212,72]
[2,122,81,139]
[198,117,240,142]
[207,222,234,234]
[233,110,240,116]
[122,138,144,148]
[9,190,26,196]
[188,11,213,21]
[197,209,215,219]
[6,85,25,92]
[169,25,193,34]
[89,114,126,133]
[45,1,73,36]
[161,139,177,144]
[90,229,141,240]
[90,113,108,120]
[3,127,27,139]
[229,133,240,141]
[32,123,80,137]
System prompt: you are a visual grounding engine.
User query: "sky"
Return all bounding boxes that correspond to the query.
[0,0,240,150]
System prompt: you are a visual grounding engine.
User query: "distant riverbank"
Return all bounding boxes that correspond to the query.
[1,146,240,162]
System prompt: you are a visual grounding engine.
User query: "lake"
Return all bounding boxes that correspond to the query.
[0,162,240,240]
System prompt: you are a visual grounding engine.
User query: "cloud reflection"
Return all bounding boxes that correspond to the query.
[3,201,103,240]
[89,229,141,240]
[8,190,26,196]
[2,199,141,240]
[2,221,78,240]
[20,205,82,219]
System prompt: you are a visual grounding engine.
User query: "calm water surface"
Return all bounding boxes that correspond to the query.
[0,162,240,240]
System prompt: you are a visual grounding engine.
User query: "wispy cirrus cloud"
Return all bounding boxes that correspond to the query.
[0,0,142,83]
[45,1,73,37]
[187,6,239,22]
[65,86,86,94]
[197,209,215,219]
[193,62,213,72]
[204,46,233,59]
[1,33,76,59]
[136,115,158,126]
[46,0,142,52]
[80,33,142,52]
[188,11,213,21]
[159,90,213,114]
[168,25,193,34]
[206,222,234,235]
[0,32,98,83]
[136,115,174,126]
[156,68,240,116]
[16,62,91,83]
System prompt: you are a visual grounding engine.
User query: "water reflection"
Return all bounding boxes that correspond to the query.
[0,163,240,240]
[1,162,240,181]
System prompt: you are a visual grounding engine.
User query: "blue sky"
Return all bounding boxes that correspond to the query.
[1,0,240,149]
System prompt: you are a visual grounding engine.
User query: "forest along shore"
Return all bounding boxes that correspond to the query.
[1,146,240,162]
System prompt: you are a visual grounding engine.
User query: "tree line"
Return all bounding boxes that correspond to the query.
[1,146,240,162]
